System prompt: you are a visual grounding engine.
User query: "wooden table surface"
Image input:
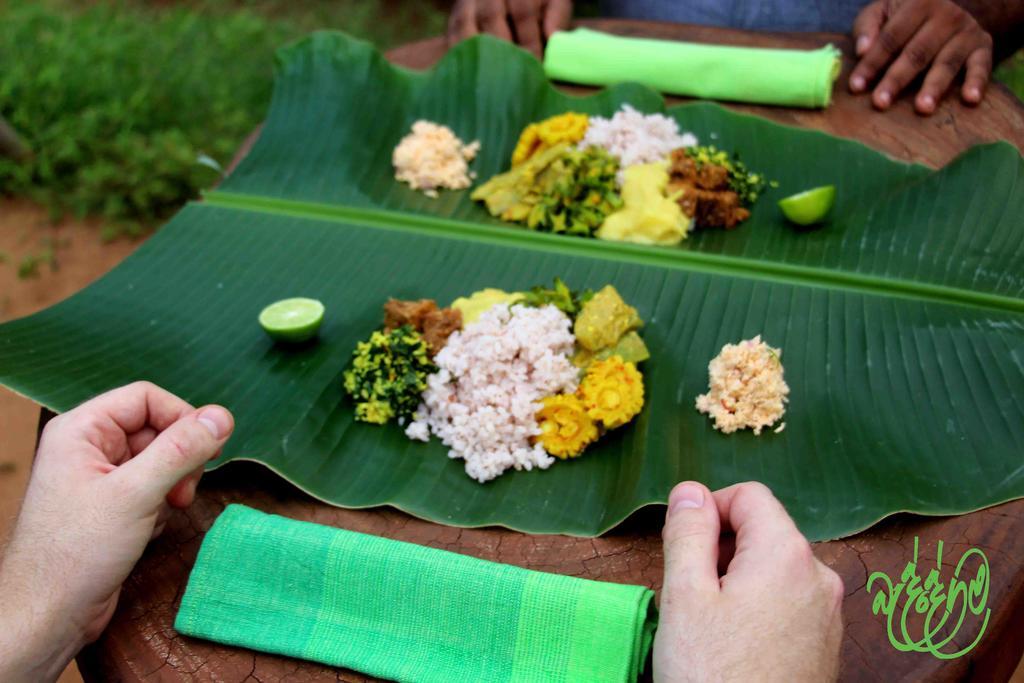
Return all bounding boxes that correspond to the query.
[75,18,1024,683]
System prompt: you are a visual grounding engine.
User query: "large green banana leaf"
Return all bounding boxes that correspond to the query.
[1,32,1022,540]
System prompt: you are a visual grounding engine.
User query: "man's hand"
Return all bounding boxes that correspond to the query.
[0,382,234,683]
[653,481,843,682]
[447,0,573,58]
[849,0,993,115]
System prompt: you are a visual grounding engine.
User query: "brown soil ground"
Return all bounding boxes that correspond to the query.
[0,198,143,683]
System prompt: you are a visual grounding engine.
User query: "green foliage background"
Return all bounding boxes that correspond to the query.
[0,0,445,235]
[0,0,1020,238]
[995,51,1024,103]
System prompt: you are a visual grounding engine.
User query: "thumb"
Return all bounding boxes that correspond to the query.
[661,481,721,603]
[112,405,234,509]
[852,1,886,56]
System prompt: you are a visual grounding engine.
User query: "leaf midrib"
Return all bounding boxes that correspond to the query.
[205,191,1024,314]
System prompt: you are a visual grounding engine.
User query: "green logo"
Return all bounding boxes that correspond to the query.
[866,536,990,659]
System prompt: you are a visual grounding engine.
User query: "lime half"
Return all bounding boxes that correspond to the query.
[258,298,325,343]
[778,185,836,226]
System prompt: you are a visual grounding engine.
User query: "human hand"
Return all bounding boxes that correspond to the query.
[0,382,233,683]
[848,0,993,115]
[653,481,843,682]
[447,0,573,58]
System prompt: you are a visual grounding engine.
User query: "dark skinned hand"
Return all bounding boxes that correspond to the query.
[447,0,573,58]
[849,0,993,115]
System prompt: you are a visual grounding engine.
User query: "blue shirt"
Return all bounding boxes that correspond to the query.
[598,0,870,33]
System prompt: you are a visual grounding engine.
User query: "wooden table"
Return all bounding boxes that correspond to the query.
[73,19,1024,683]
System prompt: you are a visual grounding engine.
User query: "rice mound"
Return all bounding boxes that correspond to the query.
[392,120,480,198]
[581,105,697,183]
[405,303,579,482]
[696,335,789,435]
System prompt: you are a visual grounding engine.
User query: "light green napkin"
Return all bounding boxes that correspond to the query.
[544,28,841,108]
[175,505,657,683]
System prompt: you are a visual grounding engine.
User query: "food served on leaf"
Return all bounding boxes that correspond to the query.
[258,297,325,344]
[392,120,480,198]
[669,146,773,229]
[578,355,645,429]
[343,299,461,423]
[573,284,642,352]
[451,288,523,324]
[580,104,697,182]
[382,298,462,355]
[343,326,436,425]
[511,112,589,165]
[696,335,788,435]
[472,144,622,236]
[473,104,773,243]
[596,161,693,246]
[407,302,580,482]
[778,185,837,226]
[343,280,648,482]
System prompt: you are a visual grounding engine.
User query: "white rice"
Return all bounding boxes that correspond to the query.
[405,303,579,482]
[695,335,789,435]
[581,105,697,183]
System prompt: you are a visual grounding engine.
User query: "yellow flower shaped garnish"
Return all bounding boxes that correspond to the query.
[536,394,598,459]
[511,112,589,166]
[579,355,644,429]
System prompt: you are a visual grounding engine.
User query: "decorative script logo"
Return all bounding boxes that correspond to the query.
[866,537,990,659]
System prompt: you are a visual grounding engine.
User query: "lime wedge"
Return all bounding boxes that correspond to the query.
[258,298,325,343]
[778,185,836,226]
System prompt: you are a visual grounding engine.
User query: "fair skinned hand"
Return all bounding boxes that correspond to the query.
[0,382,234,683]
[653,481,843,682]
[849,0,993,115]
[447,0,573,58]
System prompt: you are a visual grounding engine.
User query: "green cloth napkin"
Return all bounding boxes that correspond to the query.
[175,505,657,683]
[544,28,841,108]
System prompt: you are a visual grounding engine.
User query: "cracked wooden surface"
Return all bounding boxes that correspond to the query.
[76,462,1024,682]
[78,19,1024,683]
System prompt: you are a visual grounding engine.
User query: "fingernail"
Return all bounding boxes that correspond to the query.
[197,406,231,439]
[669,482,705,515]
[919,95,934,111]
[967,87,980,101]
[877,90,891,107]
[856,36,870,55]
[850,75,865,92]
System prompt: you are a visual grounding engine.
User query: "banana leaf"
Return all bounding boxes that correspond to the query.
[0,32,1022,540]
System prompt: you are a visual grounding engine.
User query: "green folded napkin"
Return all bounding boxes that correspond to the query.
[544,28,841,108]
[175,505,657,682]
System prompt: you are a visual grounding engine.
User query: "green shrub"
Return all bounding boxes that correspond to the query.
[0,0,444,235]
[995,51,1024,103]
[0,2,287,232]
